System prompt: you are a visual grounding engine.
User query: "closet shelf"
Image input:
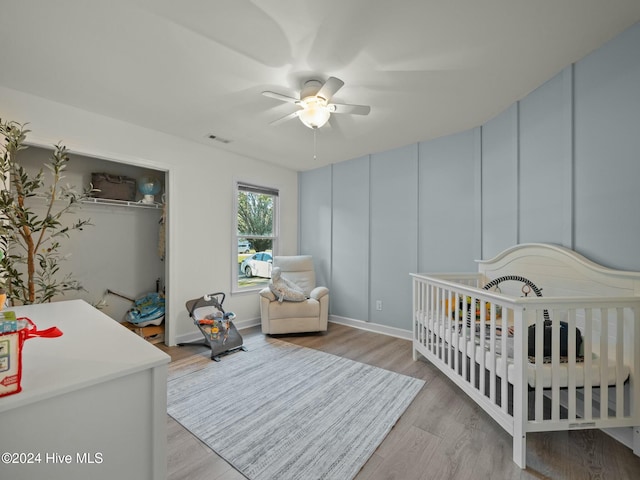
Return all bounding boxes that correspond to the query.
[81,197,163,209]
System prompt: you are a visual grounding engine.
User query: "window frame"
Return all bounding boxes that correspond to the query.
[232,181,279,294]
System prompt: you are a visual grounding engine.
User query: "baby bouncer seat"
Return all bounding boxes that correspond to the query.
[183,292,246,361]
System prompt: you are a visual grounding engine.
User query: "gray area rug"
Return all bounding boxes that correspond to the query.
[167,335,425,480]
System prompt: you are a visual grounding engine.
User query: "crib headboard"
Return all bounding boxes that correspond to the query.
[477,243,640,298]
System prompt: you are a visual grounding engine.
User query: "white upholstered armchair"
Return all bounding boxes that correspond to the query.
[259,255,329,334]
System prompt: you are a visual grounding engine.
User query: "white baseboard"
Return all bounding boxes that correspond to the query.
[174,330,205,345]
[601,426,635,452]
[234,317,262,331]
[329,315,412,340]
[175,316,412,344]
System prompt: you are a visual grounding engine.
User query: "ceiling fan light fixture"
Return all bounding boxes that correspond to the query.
[298,97,331,129]
[263,76,369,129]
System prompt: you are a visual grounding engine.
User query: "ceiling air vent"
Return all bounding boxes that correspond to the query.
[207,134,231,144]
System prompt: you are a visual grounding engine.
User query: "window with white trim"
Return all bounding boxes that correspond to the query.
[233,182,278,291]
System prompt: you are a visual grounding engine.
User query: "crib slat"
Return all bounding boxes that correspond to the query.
[584,309,593,421]
[443,288,449,364]
[567,309,577,421]
[445,290,450,359]
[452,291,458,370]
[469,295,477,389]
[417,281,424,347]
[429,284,436,353]
[423,282,428,346]
[435,287,442,359]
[551,310,561,422]
[416,280,421,346]
[420,281,424,337]
[512,308,528,469]
[462,296,468,381]
[535,310,544,422]
[501,307,508,414]
[419,282,423,345]
[437,287,444,359]
[425,283,430,350]
[478,300,486,396]
[424,281,429,347]
[489,304,497,404]
[418,281,424,347]
[438,287,444,360]
[445,289,450,364]
[452,291,458,368]
[416,280,421,347]
[633,306,640,432]
[600,308,608,419]
[417,281,422,345]
[615,307,624,418]
[422,281,428,347]
[438,287,443,360]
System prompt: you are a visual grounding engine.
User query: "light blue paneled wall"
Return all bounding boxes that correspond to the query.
[418,129,479,272]
[481,104,519,259]
[573,24,640,270]
[298,166,332,287]
[299,21,640,333]
[518,69,573,247]
[369,145,418,328]
[331,157,370,321]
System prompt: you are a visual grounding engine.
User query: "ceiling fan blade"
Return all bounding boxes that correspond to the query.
[269,110,300,126]
[329,103,371,115]
[262,91,300,104]
[316,76,344,101]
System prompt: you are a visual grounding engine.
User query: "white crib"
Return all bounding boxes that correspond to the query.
[411,243,640,468]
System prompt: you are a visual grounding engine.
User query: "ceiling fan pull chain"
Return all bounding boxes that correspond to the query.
[313,129,317,160]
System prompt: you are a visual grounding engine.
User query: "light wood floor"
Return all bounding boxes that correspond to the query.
[157,323,640,480]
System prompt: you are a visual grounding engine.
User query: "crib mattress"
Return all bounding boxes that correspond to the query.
[424,324,630,389]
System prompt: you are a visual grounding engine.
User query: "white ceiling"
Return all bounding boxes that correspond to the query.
[1,1,639,171]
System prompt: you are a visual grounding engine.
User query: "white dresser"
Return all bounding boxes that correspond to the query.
[0,300,170,480]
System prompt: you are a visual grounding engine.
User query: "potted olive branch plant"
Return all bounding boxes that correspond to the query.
[0,118,95,305]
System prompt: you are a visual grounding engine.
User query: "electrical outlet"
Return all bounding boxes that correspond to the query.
[375,300,383,311]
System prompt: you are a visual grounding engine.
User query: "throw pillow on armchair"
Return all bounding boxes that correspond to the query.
[269,267,308,302]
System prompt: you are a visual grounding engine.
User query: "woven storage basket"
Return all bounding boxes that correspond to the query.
[91,173,137,201]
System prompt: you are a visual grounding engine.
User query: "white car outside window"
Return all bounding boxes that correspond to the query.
[240,252,272,278]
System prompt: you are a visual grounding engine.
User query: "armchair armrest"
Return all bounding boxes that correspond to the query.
[260,287,277,301]
[309,286,329,300]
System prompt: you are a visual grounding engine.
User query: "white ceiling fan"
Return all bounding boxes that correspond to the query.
[262,76,371,129]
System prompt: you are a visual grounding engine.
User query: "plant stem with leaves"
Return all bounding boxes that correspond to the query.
[0,119,95,304]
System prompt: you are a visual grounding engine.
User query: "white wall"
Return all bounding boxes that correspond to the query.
[0,85,299,345]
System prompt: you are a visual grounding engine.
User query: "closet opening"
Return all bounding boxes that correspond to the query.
[11,145,170,344]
